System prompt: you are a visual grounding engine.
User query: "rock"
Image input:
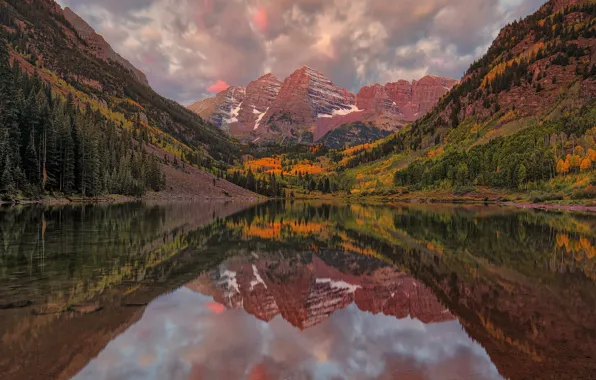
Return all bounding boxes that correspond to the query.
[188,68,457,145]
[381,76,458,121]
[139,112,148,125]
[68,304,103,314]
[186,252,454,330]
[187,86,246,127]
[233,74,282,134]
[259,66,356,141]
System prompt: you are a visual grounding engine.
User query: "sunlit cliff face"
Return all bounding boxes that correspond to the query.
[57,0,544,104]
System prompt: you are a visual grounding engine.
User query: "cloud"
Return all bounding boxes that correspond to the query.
[207,80,230,93]
[55,0,546,105]
[74,287,504,380]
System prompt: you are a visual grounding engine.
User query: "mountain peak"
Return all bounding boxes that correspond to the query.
[257,73,279,80]
[188,68,457,145]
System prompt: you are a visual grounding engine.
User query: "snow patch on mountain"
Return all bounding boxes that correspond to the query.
[254,108,268,130]
[250,265,267,290]
[224,102,242,124]
[219,269,240,295]
[316,278,361,293]
[318,105,363,118]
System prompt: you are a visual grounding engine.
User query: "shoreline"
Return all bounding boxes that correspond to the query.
[290,193,596,214]
[0,193,264,207]
[3,193,596,214]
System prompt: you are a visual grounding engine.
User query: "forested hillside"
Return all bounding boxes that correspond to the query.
[227,0,596,202]
[327,0,596,200]
[0,44,164,198]
[0,0,256,200]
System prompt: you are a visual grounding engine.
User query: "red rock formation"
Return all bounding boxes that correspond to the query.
[187,253,454,330]
[188,68,456,145]
[255,66,357,142]
[187,86,246,127]
[380,76,458,121]
[315,75,457,141]
[231,74,282,135]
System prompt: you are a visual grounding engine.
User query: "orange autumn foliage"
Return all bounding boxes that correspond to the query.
[290,163,325,175]
[556,233,596,261]
[568,154,581,171]
[244,157,282,173]
[343,143,372,156]
[427,147,445,158]
[556,159,569,174]
[580,157,592,171]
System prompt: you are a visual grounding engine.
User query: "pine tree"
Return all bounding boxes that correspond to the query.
[62,116,75,193]
[24,129,39,187]
[0,152,15,194]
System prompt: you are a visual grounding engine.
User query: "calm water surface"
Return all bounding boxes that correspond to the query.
[0,201,595,380]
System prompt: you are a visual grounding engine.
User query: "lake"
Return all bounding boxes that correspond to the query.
[0,201,595,380]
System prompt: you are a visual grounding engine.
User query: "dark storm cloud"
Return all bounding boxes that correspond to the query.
[55,0,547,104]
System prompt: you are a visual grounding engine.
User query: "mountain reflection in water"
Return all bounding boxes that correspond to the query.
[0,201,595,380]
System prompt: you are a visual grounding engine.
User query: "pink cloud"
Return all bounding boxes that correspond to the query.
[205,302,226,314]
[252,8,268,33]
[207,80,230,93]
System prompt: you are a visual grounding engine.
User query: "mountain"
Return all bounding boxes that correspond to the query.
[331,0,596,198]
[188,85,246,128]
[62,7,149,87]
[186,251,453,330]
[316,75,458,144]
[189,67,456,146]
[0,0,255,199]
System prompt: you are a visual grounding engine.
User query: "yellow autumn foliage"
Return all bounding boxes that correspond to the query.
[481,42,545,88]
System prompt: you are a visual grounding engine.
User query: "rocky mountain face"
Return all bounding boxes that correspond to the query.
[233,74,282,134]
[186,252,453,330]
[188,85,246,127]
[63,7,149,87]
[187,74,283,137]
[189,67,456,146]
[316,75,457,143]
[382,76,459,120]
[256,66,358,144]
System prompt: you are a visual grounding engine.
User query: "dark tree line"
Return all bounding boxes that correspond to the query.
[293,172,333,194]
[0,43,165,199]
[225,170,285,197]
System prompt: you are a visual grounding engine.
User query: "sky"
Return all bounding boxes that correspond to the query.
[56,0,546,105]
[74,287,504,380]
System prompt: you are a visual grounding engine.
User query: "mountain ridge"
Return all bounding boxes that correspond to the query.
[62,7,150,87]
[331,0,596,198]
[0,0,257,200]
[188,66,457,146]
